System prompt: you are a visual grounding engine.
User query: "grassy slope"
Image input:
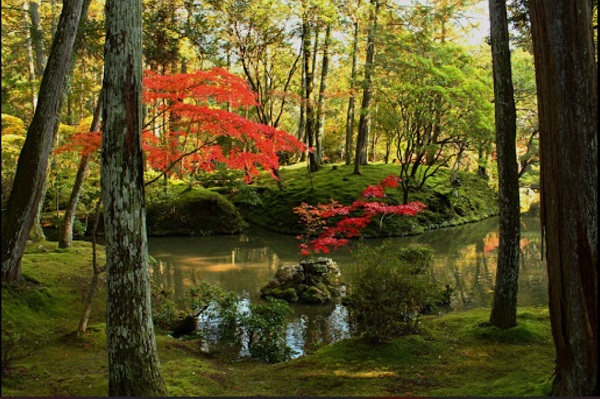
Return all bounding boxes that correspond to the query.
[2,240,553,397]
[242,162,499,235]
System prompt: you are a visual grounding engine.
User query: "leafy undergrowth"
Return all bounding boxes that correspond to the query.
[1,241,553,397]
[242,162,499,236]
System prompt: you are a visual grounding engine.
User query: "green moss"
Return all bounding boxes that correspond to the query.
[146,187,247,236]
[244,163,499,236]
[262,287,299,302]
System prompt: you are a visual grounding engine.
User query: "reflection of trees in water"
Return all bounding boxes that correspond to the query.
[286,304,350,357]
[148,218,547,351]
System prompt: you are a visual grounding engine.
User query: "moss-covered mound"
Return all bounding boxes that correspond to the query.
[146,187,246,236]
[241,163,499,236]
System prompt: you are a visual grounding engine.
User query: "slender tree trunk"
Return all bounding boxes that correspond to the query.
[27,0,50,242]
[77,199,104,335]
[28,0,47,77]
[315,24,331,164]
[354,0,379,174]
[29,0,94,244]
[1,0,84,285]
[488,0,520,329]
[59,92,102,248]
[345,1,361,165]
[102,0,166,394]
[530,1,597,395]
[302,10,319,172]
[23,2,37,110]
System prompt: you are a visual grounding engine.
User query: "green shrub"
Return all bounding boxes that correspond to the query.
[150,283,186,332]
[346,241,442,343]
[240,298,294,363]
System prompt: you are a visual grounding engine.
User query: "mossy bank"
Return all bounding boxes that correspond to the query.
[240,162,499,236]
[2,240,554,396]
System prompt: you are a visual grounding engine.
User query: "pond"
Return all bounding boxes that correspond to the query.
[147,216,548,357]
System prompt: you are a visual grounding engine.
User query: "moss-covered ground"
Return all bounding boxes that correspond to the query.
[241,162,499,236]
[2,240,554,397]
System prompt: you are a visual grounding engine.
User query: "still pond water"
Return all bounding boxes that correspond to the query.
[147,216,548,357]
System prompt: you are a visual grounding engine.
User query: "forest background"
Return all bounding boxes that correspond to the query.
[1,0,542,212]
[1,0,597,396]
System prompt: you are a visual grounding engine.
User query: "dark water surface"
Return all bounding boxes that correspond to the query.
[148,216,547,356]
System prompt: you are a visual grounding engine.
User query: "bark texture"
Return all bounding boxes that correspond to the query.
[354,0,379,174]
[529,0,597,395]
[315,24,331,163]
[1,0,84,284]
[344,3,360,165]
[102,0,166,395]
[302,6,319,172]
[488,0,520,329]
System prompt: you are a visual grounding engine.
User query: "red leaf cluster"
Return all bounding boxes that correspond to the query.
[55,68,305,183]
[294,175,426,255]
[54,131,102,157]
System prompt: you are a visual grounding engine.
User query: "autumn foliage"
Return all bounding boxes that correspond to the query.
[55,68,305,181]
[294,175,427,255]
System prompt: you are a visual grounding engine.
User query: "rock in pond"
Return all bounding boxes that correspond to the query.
[260,257,345,305]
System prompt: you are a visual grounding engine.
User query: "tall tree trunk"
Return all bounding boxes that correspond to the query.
[30,0,95,244]
[27,0,50,241]
[354,0,379,174]
[315,24,332,163]
[529,0,597,395]
[345,0,361,165]
[59,92,102,248]
[23,2,37,110]
[28,0,47,77]
[488,0,520,329]
[102,0,166,394]
[1,0,84,285]
[302,9,319,172]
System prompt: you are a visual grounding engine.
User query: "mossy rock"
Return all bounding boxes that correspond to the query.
[146,187,246,236]
[299,286,331,305]
[261,287,299,302]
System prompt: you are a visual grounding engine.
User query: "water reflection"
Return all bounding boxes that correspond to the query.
[148,216,547,357]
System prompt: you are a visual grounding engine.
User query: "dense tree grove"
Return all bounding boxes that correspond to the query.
[1,0,597,395]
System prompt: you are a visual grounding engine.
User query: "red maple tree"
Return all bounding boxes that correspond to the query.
[294,175,427,256]
[142,68,304,183]
[55,68,305,183]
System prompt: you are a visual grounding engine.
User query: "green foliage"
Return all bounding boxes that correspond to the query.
[154,280,293,363]
[241,298,294,363]
[150,283,187,332]
[346,241,442,342]
[1,114,27,205]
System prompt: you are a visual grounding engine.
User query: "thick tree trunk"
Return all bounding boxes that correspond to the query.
[488,0,520,329]
[354,0,379,174]
[1,0,84,285]
[345,1,361,165]
[529,1,597,395]
[102,0,166,394]
[59,93,102,248]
